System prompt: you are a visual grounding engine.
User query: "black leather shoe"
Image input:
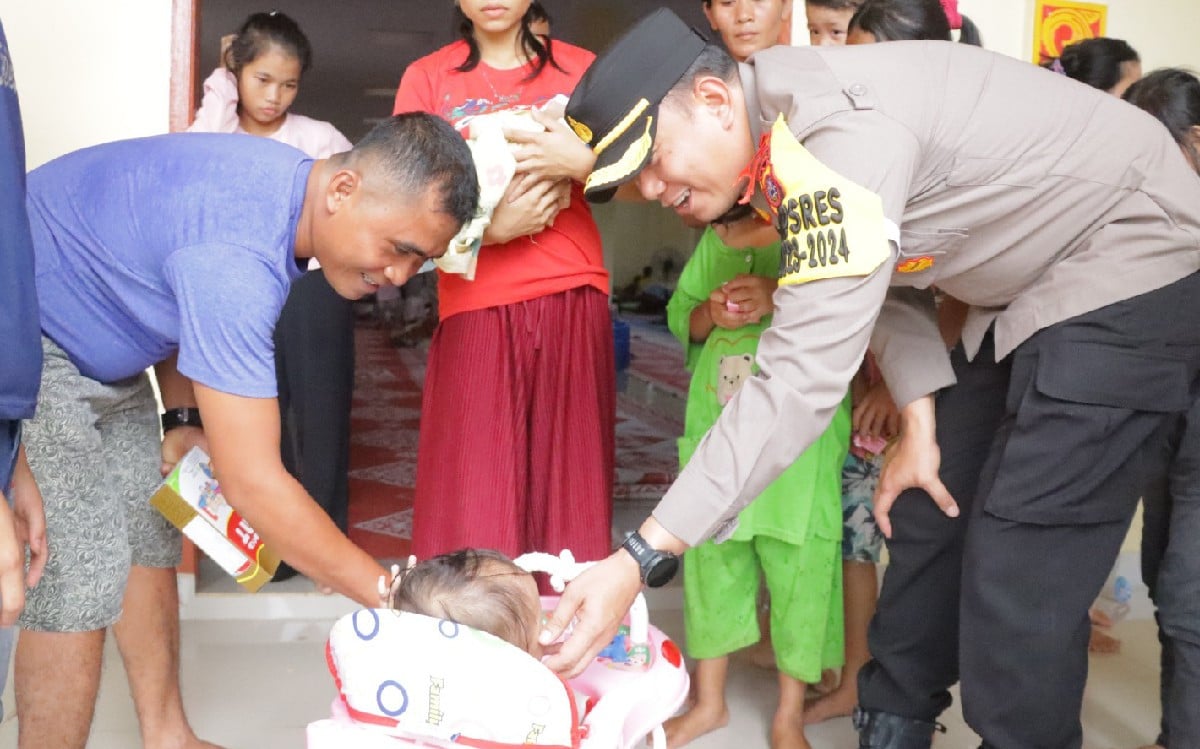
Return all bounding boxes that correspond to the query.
[853,707,945,749]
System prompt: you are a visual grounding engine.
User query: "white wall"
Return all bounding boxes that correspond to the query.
[793,0,1200,72]
[954,0,1200,71]
[0,0,172,169]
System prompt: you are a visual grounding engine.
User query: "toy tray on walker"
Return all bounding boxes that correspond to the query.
[306,551,690,749]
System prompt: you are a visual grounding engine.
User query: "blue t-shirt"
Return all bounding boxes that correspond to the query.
[27,132,311,397]
[0,20,41,421]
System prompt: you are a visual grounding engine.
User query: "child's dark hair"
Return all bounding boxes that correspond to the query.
[390,549,539,652]
[225,11,313,76]
[1043,37,1139,92]
[956,15,982,46]
[1124,68,1200,168]
[848,0,951,42]
[804,0,864,10]
[528,1,550,28]
[454,4,566,80]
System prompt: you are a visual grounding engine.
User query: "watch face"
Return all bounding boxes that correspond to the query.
[645,554,680,588]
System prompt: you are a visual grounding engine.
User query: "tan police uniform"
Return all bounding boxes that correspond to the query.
[649,41,1200,748]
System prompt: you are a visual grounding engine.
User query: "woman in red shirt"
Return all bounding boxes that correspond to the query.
[394,1,613,567]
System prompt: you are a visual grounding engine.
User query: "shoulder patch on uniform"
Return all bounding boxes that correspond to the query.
[762,117,891,287]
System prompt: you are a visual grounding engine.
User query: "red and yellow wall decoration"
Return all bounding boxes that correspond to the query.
[1032,0,1107,64]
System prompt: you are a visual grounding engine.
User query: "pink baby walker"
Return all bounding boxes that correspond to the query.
[306,551,690,749]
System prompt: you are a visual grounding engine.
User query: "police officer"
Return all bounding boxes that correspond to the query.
[537,10,1200,749]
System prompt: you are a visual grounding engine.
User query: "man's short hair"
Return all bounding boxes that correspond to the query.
[664,42,740,107]
[342,113,479,228]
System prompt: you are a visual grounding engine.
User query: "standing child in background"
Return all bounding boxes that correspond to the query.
[189,11,356,578]
[663,204,849,749]
[803,0,971,724]
[395,1,614,571]
[844,0,982,45]
[805,0,861,46]
[1043,36,1142,97]
[800,0,907,725]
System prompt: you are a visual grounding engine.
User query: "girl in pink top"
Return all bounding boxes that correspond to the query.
[189,11,351,158]
[188,11,356,581]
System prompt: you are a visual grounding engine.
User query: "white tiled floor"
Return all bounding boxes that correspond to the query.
[0,609,1165,749]
[0,499,1165,749]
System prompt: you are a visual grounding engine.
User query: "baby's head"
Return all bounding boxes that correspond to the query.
[390,549,544,657]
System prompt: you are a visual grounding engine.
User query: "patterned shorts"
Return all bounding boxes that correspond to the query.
[842,452,884,563]
[19,338,181,632]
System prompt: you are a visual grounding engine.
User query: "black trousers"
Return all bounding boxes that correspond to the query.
[274,269,355,533]
[859,272,1200,749]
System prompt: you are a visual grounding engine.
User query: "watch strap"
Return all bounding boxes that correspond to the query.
[161,407,203,433]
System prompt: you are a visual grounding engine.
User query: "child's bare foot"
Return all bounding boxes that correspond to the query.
[1088,624,1121,654]
[663,702,729,749]
[1089,607,1114,628]
[803,684,857,724]
[803,669,838,699]
[770,715,812,749]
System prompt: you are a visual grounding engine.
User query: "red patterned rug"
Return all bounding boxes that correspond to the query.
[346,319,685,561]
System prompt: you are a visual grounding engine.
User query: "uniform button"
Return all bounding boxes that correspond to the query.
[849,83,868,96]
[745,254,753,263]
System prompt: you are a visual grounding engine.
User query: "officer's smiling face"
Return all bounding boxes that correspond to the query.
[634,77,755,224]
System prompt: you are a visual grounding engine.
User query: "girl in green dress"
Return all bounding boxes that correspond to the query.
[663,206,850,749]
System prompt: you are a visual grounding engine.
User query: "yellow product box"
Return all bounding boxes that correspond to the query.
[151,446,279,592]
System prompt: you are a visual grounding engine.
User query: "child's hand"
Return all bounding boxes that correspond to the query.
[720,274,777,324]
[219,34,237,69]
[853,380,900,440]
[706,291,750,330]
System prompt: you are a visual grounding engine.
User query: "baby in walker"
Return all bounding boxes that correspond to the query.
[309,549,689,749]
[389,548,546,655]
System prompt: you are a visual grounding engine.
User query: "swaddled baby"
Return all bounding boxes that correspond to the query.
[436,95,569,280]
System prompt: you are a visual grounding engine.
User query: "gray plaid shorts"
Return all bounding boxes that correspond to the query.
[19,337,181,632]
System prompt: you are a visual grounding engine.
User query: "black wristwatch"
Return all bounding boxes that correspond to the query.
[621,531,679,588]
[161,407,203,433]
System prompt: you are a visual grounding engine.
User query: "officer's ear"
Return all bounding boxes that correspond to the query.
[693,75,737,127]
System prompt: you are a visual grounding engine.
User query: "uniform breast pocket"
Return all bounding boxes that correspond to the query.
[893,227,966,286]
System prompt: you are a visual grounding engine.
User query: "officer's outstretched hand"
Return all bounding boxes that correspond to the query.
[874,394,959,538]
[539,550,643,678]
